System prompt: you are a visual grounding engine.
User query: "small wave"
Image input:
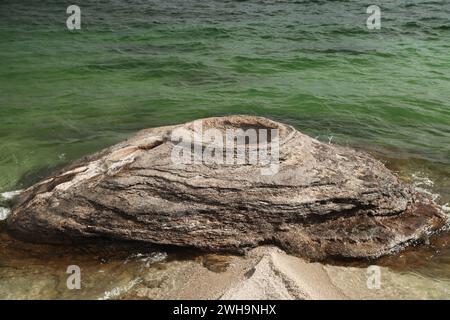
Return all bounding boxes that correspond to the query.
[411,173,450,224]
[442,203,450,214]
[98,278,142,300]
[0,207,11,220]
[411,172,440,202]
[1,190,22,201]
[0,190,22,221]
[124,252,168,268]
[411,173,434,187]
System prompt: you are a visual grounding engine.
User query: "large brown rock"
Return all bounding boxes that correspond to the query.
[6,116,446,260]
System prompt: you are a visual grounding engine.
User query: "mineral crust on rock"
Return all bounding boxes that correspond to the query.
[6,116,446,260]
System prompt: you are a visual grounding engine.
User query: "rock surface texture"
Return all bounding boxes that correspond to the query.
[6,116,446,260]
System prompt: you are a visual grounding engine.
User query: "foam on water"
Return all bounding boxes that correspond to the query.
[411,172,441,203]
[99,278,142,300]
[124,252,168,267]
[443,204,450,213]
[0,207,11,220]
[0,190,22,201]
[409,172,450,229]
[411,172,435,188]
[0,190,21,220]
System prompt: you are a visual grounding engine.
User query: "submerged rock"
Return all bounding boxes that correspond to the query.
[6,116,446,260]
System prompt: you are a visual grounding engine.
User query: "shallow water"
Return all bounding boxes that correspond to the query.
[0,0,449,299]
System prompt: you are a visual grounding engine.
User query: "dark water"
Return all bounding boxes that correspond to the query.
[0,0,449,299]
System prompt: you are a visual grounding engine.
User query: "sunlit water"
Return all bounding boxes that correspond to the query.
[0,0,449,299]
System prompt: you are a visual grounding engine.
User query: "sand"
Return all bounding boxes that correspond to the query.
[116,245,440,300]
[127,246,349,300]
[219,247,346,300]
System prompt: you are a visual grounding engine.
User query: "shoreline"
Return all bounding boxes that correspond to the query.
[117,246,349,300]
[2,227,450,299]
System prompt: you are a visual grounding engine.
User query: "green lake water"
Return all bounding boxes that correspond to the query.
[0,0,449,299]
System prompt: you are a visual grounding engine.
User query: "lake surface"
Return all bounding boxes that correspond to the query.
[0,0,449,299]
